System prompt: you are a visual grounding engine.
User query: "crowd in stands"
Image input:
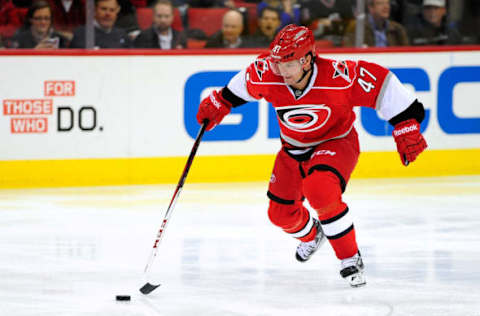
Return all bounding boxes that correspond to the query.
[0,0,478,49]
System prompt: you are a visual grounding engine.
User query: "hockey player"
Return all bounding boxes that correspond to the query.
[196,24,427,287]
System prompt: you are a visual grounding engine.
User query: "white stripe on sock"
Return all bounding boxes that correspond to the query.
[321,211,353,237]
[290,214,314,238]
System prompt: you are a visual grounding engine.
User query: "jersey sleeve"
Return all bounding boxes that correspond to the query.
[226,54,271,102]
[227,69,257,102]
[350,60,390,108]
[352,60,415,120]
[244,54,274,100]
[375,71,416,120]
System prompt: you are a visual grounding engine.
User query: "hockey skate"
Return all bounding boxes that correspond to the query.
[340,252,366,287]
[295,219,326,262]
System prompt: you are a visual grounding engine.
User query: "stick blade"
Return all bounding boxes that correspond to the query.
[139,282,161,295]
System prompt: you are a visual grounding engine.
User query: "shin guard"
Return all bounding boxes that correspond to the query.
[267,198,318,242]
[303,171,358,259]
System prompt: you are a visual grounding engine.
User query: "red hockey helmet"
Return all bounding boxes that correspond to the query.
[269,24,315,63]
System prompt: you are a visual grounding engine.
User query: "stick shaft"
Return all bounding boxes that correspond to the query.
[143,123,208,276]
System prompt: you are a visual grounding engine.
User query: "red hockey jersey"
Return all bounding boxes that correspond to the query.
[227,53,415,148]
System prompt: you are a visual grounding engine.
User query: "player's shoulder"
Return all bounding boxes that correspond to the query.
[246,53,283,84]
[314,57,359,87]
[314,57,389,87]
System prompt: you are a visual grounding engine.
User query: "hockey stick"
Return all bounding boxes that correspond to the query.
[139,121,208,295]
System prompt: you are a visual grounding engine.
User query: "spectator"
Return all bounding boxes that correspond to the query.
[115,0,141,40]
[70,0,131,48]
[0,35,4,48]
[205,9,248,48]
[134,0,186,49]
[343,0,409,47]
[258,0,300,28]
[400,0,423,24]
[299,0,355,46]
[443,0,480,44]
[46,0,85,40]
[461,0,480,44]
[245,6,281,48]
[10,0,68,49]
[406,0,462,45]
[388,0,405,23]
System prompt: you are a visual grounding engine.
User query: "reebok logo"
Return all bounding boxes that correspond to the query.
[394,124,418,137]
[210,94,221,109]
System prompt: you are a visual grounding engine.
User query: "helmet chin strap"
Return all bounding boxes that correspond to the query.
[295,54,314,84]
[296,67,312,84]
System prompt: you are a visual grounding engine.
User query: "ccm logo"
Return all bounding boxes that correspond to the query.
[311,150,336,158]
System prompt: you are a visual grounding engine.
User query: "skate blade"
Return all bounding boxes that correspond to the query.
[347,274,366,288]
[350,280,367,288]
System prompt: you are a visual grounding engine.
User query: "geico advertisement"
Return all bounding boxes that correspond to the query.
[0,51,479,160]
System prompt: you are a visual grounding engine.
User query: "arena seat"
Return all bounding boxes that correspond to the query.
[187,8,229,37]
[0,7,27,38]
[315,39,334,49]
[130,0,147,7]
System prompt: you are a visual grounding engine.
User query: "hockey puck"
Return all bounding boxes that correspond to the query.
[115,295,131,301]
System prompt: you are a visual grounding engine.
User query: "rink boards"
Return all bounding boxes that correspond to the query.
[0,47,479,187]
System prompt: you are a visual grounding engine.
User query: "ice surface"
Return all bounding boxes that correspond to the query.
[1,176,479,316]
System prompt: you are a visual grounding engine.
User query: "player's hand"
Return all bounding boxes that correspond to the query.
[392,119,427,166]
[196,90,231,131]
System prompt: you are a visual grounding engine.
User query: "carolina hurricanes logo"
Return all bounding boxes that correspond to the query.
[276,104,331,133]
[332,60,351,83]
[254,58,269,80]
